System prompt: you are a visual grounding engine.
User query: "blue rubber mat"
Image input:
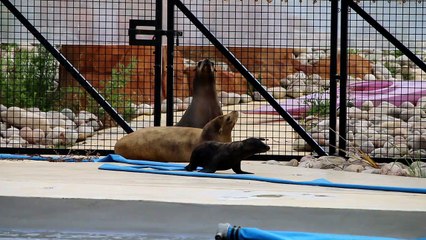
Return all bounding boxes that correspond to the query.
[217,223,423,240]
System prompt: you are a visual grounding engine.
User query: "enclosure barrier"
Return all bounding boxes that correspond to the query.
[1,0,425,164]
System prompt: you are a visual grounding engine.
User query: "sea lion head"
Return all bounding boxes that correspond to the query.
[194,59,216,89]
[201,111,238,142]
[242,137,270,153]
[197,59,215,74]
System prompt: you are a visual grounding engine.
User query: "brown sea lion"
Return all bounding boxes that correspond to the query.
[176,59,223,128]
[114,111,238,162]
[185,137,270,174]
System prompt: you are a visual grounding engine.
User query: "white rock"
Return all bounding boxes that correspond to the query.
[183,97,193,105]
[64,119,77,129]
[77,125,95,140]
[51,119,67,128]
[0,122,6,132]
[267,87,286,99]
[400,101,415,109]
[297,158,323,169]
[64,129,78,145]
[7,137,27,148]
[60,108,76,120]
[31,129,45,144]
[400,108,426,122]
[381,162,409,176]
[137,104,154,115]
[86,120,102,131]
[317,156,346,169]
[4,107,51,131]
[416,96,426,109]
[263,160,283,165]
[344,164,364,173]
[46,111,68,120]
[19,127,34,143]
[75,111,98,122]
[407,135,426,150]
[396,55,411,66]
[285,159,299,167]
[240,94,252,103]
[4,127,20,138]
[359,141,375,154]
[222,92,241,105]
[409,161,426,177]
[0,104,7,112]
[373,63,393,80]
[363,74,376,81]
[361,101,374,111]
[46,127,66,144]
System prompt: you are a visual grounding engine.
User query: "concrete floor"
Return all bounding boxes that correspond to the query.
[0,160,425,238]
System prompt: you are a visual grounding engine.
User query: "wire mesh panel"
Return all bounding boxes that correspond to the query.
[0,0,157,154]
[172,0,333,158]
[344,0,426,161]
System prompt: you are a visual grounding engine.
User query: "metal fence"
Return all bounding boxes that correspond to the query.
[1,0,425,162]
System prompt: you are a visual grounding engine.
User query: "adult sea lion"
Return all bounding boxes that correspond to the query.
[176,59,222,128]
[114,111,238,162]
[185,137,270,174]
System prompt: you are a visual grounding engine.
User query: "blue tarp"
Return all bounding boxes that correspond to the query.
[221,224,420,240]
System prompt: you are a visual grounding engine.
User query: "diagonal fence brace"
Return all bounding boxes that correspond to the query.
[173,0,327,156]
[0,0,133,134]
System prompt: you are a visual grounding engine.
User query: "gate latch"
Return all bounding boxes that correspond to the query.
[129,19,182,46]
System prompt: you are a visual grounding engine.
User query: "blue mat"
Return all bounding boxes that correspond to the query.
[96,154,426,194]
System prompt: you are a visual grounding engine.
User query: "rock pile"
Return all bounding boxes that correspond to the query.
[264,155,426,177]
[0,106,101,148]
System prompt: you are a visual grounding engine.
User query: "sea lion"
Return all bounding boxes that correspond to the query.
[176,59,222,128]
[114,111,238,162]
[185,137,270,174]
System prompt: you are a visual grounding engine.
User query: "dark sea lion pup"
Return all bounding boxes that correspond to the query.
[176,59,222,128]
[114,111,238,162]
[185,137,270,174]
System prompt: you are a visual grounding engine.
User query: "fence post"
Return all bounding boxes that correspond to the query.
[338,0,349,156]
[166,0,175,126]
[329,0,339,155]
[154,0,164,126]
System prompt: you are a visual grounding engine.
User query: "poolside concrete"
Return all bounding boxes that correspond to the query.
[0,160,425,238]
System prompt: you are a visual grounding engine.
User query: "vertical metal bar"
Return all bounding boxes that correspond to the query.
[347,0,426,72]
[339,0,349,156]
[173,0,327,156]
[329,0,339,155]
[0,0,133,134]
[153,0,163,126]
[166,0,175,126]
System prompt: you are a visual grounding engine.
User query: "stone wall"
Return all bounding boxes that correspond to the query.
[60,45,373,104]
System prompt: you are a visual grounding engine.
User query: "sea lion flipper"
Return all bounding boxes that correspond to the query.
[199,168,216,173]
[184,164,196,171]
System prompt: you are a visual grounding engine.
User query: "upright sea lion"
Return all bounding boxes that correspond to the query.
[185,137,270,174]
[114,111,238,162]
[176,59,222,128]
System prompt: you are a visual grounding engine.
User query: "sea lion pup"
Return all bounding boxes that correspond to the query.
[114,111,238,162]
[176,59,222,128]
[185,137,270,174]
